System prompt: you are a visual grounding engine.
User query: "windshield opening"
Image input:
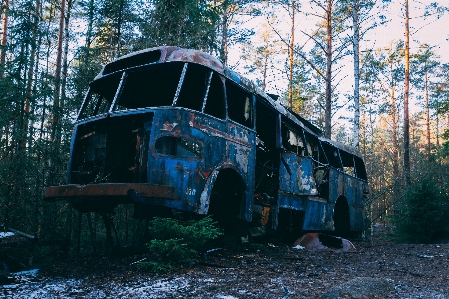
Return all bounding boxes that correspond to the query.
[78,73,121,119]
[114,63,184,110]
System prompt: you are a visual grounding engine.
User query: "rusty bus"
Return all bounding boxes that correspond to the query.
[44,46,368,240]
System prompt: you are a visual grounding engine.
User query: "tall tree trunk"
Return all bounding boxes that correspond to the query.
[61,0,73,108]
[288,0,295,108]
[22,0,41,149]
[352,0,360,148]
[116,0,124,58]
[0,0,9,78]
[324,0,332,138]
[52,0,66,143]
[262,49,268,91]
[425,69,430,158]
[221,1,228,65]
[403,0,411,185]
[391,86,399,180]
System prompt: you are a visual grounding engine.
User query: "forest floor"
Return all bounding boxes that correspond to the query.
[1,237,448,299]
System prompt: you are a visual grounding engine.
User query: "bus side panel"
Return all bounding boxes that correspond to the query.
[328,168,365,231]
[227,123,256,221]
[148,110,223,212]
[328,169,341,203]
[302,200,334,231]
[345,176,365,231]
[279,153,316,196]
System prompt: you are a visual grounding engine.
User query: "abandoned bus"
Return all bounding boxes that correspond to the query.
[44,46,368,238]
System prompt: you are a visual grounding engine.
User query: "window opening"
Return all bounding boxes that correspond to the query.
[154,136,202,158]
[321,142,343,170]
[176,64,209,111]
[340,150,356,176]
[304,133,328,165]
[226,80,254,128]
[354,156,367,180]
[112,63,184,110]
[78,73,122,120]
[203,72,225,119]
[281,121,306,156]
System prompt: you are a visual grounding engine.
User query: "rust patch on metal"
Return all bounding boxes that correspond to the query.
[167,48,225,74]
[44,183,176,201]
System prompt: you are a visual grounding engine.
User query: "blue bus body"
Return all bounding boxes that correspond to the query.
[44,46,368,236]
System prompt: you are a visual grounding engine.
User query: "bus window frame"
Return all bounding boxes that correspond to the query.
[171,63,188,107]
[225,79,255,130]
[303,132,329,166]
[201,71,214,113]
[109,72,128,113]
[320,141,343,170]
[77,88,92,121]
[281,118,308,156]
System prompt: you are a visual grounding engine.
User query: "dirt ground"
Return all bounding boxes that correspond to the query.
[1,238,448,298]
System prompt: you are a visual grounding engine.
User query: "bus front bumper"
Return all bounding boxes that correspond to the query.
[43,183,177,203]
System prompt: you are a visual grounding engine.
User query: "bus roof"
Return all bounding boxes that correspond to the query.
[94,46,363,159]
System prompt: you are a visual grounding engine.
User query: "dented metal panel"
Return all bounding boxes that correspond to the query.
[303,200,334,231]
[279,153,316,195]
[328,168,366,231]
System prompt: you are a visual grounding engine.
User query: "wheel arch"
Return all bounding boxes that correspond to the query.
[198,165,251,222]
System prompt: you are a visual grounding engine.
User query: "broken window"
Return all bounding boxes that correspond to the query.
[114,63,184,110]
[281,121,306,156]
[176,64,209,111]
[340,150,355,176]
[354,156,367,180]
[255,99,280,197]
[203,73,225,119]
[226,80,254,128]
[78,73,122,119]
[321,142,343,170]
[304,133,327,165]
[154,136,202,158]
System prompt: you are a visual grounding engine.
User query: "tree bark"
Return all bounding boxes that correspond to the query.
[0,0,9,78]
[425,69,430,158]
[52,0,66,142]
[352,0,360,148]
[403,0,411,185]
[288,0,295,108]
[61,0,73,107]
[391,86,399,180]
[22,0,41,149]
[221,1,228,65]
[324,0,332,138]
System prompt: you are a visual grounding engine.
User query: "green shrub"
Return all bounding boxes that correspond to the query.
[394,176,449,243]
[140,216,222,272]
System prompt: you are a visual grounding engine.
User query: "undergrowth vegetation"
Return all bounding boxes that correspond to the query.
[140,216,222,272]
[393,176,449,244]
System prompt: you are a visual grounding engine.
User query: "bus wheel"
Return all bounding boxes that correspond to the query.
[208,169,249,246]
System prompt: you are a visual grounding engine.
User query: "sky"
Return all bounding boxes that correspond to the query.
[227,0,449,133]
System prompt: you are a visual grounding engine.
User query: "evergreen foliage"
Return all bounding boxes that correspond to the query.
[140,216,222,272]
[394,176,449,244]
